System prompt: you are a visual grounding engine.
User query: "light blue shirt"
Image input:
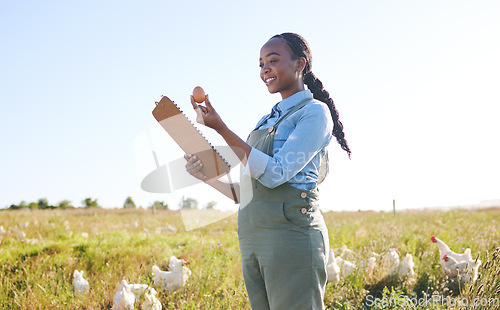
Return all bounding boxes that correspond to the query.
[244,90,333,190]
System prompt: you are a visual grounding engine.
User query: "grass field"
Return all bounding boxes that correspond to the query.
[0,207,499,309]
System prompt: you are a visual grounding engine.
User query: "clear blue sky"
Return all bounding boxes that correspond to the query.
[1,0,499,211]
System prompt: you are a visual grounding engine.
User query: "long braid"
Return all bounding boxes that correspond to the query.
[304,72,351,158]
[272,33,352,158]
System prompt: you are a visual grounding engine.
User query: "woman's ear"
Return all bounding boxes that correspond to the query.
[296,57,306,73]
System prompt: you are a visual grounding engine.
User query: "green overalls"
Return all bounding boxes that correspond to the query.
[238,98,329,310]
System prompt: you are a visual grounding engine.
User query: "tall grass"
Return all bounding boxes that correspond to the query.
[0,207,498,309]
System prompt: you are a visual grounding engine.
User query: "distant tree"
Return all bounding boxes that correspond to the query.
[179,196,198,209]
[34,198,57,209]
[9,201,30,210]
[58,200,74,209]
[28,202,38,210]
[38,198,49,209]
[150,201,168,210]
[82,198,100,208]
[123,196,136,209]
[8,204,21,210]
[204,201,217,210]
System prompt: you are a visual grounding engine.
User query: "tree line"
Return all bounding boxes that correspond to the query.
[7,197,102,210]
[4,196,217,211]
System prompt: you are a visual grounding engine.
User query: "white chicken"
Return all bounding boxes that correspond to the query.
[356,252,380,275]
[442,254,481,283]
[142,292,162,310]
[25,238,40,245]
[335,256,356,277]
[364,255,379,274]
[338,245,356,258]
[431,235,472,267]
[389,253,415,279]
[112,279,136,310]
[16,230,26,240]
[128,283,157,299]
[73,270,90,296]
[152,256,191,291]
[326,250,341,284]
[383,248,400,268]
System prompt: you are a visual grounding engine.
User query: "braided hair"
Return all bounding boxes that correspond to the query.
[271,33,351,158]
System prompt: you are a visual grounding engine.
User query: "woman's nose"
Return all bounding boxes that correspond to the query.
[261,64,270,74]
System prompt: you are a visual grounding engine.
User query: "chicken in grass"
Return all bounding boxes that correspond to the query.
[389,253,415,279]
[152,256,191,291]
[142,292,162,310]
[112,279,135,310]
[431,235,472,266]
[383,248,400,268]
[335,256,357,277]
[326,250,341,284]
[442,254,481,283]
[72,270,89,296]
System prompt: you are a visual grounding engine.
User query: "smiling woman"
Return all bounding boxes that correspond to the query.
[184,32,350,310]
[259,40,306,99]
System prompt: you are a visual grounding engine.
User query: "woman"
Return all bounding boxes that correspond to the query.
[185,33,351,310]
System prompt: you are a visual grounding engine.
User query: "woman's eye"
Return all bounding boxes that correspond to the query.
[270,59,278,63]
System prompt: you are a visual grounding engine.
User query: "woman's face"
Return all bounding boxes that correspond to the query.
[259,38,305,99]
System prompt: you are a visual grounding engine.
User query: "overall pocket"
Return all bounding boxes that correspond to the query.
[248,200,285,229]
[247,200,307,233]
[281,200,314,230]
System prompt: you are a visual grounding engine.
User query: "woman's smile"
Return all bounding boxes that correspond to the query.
[264,76,277,86]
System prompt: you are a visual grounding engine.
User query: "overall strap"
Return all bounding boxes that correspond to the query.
[273,98,312,129]
[253,114,272,131]
[253,98,313,131]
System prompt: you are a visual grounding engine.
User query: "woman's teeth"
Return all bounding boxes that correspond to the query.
[265,77,276,85]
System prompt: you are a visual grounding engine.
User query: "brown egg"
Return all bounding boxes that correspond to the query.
[192,86,205,103]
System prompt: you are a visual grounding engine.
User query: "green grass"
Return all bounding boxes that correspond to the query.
[0,207,498,309]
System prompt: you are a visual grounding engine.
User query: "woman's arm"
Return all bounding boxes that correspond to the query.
[184,153,240,203]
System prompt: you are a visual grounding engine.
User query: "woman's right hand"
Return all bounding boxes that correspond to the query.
[184,154,207,181]
[191,95,227,133]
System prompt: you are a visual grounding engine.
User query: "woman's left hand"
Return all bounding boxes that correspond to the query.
[184,153,207,181]
[190,95,227,132]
